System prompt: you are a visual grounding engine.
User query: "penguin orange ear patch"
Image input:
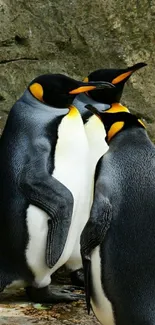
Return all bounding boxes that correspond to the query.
[29,83,44,102]
[112,71,132,84]
[108,121,125,142]
[83,77,89,82]
[82,78,89,96]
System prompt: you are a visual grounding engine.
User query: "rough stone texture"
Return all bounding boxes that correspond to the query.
[0,270,99,325]
[0,288,99,325]
[0,0,155,137]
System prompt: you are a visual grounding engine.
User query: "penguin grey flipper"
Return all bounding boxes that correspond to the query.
[26,284,84,303]
[80,195,112,313]
[19,150,73,269]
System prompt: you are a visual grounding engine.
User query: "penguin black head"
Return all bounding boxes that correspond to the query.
[28,74,114,108]
[85,103,145,143]
[84,62,147,104]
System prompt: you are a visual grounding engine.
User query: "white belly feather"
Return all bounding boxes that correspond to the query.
[91,246,115,325]
[25,107,91,287]
[66,114,108,271]
[25,109,109,288]
[85,117,113,325]
[85,115,108,212]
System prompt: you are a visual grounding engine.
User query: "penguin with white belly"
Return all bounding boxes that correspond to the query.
[68,62,146,286]
[0,73,112,303]
[81,100,155,325]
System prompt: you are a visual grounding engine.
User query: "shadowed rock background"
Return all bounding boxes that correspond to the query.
[0,0,155,139]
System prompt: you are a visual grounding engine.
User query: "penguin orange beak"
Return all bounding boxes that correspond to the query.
[69,85,96,94]
[69,81,114,94]
[112,62,147,85]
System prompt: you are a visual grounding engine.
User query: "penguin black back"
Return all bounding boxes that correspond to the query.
[85,62,147,104]
[81,102,155,325]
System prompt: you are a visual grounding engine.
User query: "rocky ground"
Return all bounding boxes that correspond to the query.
[0,289,98,325]
[0,270,99,325]
[0,288,99,325]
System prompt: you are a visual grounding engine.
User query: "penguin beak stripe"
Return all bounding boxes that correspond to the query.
[69,86,96,94]
[138,119,146,128]
[29,83,44,102]
[112,71,132,84]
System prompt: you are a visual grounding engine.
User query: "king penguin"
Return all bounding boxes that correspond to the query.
[67,62,147,285]
[0,73,111,303]
[81,100,155,325]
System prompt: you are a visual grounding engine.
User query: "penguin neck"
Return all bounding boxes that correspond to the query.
[108,126,149,151]
[67,105,80,118]
[72,93,110,124]
[100,102,145,144]
[85,114,108,165]
[21,89,69,116]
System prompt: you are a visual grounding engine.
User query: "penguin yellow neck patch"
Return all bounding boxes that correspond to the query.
[68,105,79,118]
[106,103,129,113]
[29,83,44,102]
[107,121,125,142]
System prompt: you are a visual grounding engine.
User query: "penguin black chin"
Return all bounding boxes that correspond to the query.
[87,87,123,105]
[43,93,76,109]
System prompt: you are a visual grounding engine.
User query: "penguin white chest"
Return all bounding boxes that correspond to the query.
[85,115,108,172]
[53,114,89,196]
[52,108,91,270]
[85,115,109,224]
[66,115,109,271]
[91,246,114,325]
[25,107,91,286]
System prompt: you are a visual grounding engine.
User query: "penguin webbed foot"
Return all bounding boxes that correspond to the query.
[70,268,84,288]
[26,284,85,303]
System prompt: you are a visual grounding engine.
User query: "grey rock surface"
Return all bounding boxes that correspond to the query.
[0,0,154,137]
